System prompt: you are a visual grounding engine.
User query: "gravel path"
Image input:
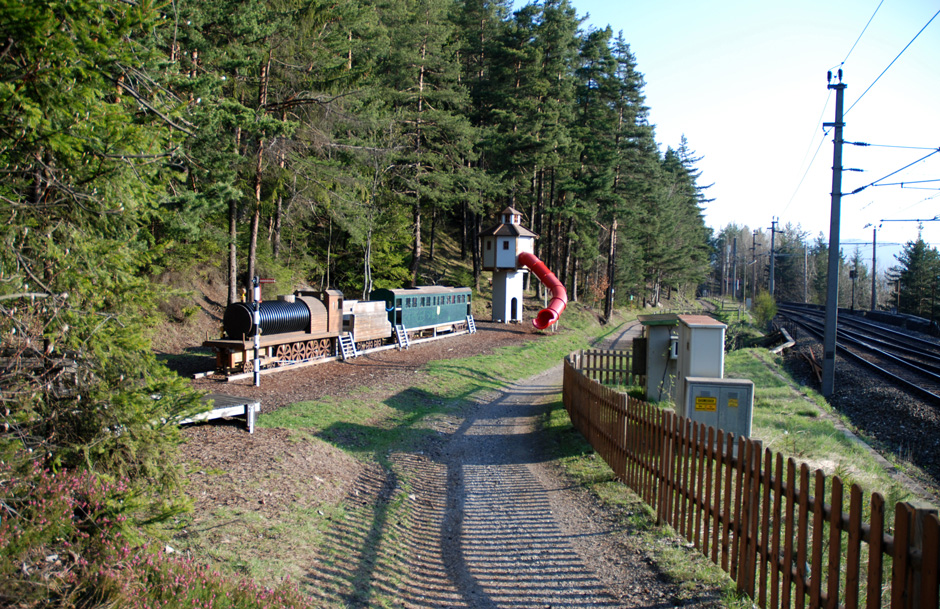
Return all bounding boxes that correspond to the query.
[381,321,704,608]
[440,366,634,607]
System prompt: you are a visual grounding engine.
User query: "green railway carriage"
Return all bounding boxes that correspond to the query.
[370,286,472,333]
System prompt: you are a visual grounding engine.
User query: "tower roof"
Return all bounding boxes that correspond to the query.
[481,223,537,238]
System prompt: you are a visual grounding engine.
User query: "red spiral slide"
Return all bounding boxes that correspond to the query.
[517,252,568,329]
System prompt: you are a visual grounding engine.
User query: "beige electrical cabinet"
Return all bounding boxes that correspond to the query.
[676,315,727,410]
[683,377,754,443]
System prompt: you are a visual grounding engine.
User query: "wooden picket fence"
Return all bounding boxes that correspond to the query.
[562,352,940,609]
[570,348,633,386]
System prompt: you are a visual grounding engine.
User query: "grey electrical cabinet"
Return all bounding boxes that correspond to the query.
[683,377,754,442]
[637,314,680,402]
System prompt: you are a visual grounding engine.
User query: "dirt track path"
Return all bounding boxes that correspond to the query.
[180,321,723,607]
[377,322,704,608]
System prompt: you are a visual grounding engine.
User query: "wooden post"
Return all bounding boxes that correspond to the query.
[896,502,940,609]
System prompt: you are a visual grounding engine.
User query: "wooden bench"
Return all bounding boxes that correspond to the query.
[181,393,261,433]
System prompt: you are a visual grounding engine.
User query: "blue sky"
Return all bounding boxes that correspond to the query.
[555,0,940,270]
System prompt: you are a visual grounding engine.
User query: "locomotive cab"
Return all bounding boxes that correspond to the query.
[296,289,343,335]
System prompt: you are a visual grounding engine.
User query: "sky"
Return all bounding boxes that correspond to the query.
[559,0,940,272]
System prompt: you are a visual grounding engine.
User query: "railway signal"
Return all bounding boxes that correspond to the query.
[252,277,276,387]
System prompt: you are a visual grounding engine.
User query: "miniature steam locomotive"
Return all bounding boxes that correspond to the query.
[203,286,473,373]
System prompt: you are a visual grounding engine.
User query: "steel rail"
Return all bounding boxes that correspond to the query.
[777,308,940,403]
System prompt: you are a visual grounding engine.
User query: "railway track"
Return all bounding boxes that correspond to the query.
[775,302,940,491]
[776,302,940,404]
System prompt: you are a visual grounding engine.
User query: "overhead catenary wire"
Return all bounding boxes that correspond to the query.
[847,142,939,151]
[845,8,940,116]
[848,148,940,194]
[875,178,940,187]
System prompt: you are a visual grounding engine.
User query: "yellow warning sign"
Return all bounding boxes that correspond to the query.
[728,398,739,408]
[695,396,717,412]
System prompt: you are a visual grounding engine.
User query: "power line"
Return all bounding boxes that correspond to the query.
[842,0,884,65]
[782,122,831,215]
[845,8,940,116]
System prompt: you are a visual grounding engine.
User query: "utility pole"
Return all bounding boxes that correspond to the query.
[732,237,738,301]
[871,227,877,311]
[751,229,759,303]
[769,218,778,296]
[803,244,808,303]
[821,71,846,398]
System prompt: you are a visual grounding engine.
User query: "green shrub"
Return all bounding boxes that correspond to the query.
[751,291,778,328]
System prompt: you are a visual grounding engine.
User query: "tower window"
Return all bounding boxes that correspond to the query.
[502,241,509,250]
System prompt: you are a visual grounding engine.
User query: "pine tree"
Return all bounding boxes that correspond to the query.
[892,234,940,319]
[606,32,657,309]
[0,0,203,497]
[373,0,479,286]
[772,223,810,303]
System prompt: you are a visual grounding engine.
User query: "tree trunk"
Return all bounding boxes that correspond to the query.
[325,218,332,289]
[247,54,270,289]
[571,257,579,303]
[604,218,617,320]
[409,201,422,287]
[461,200,468,260]
[429,206,436,261]
[363,225,373,300]
[228,200,238,304]
[562,216,573,288]
[472,212,482,292]
[272,126,288,260]
[228,121,242,305]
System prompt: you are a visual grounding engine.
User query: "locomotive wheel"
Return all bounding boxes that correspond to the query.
[275,344,291,365]
[290,342,304,362]
[305,341,315,360]
[314,338,332,359]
